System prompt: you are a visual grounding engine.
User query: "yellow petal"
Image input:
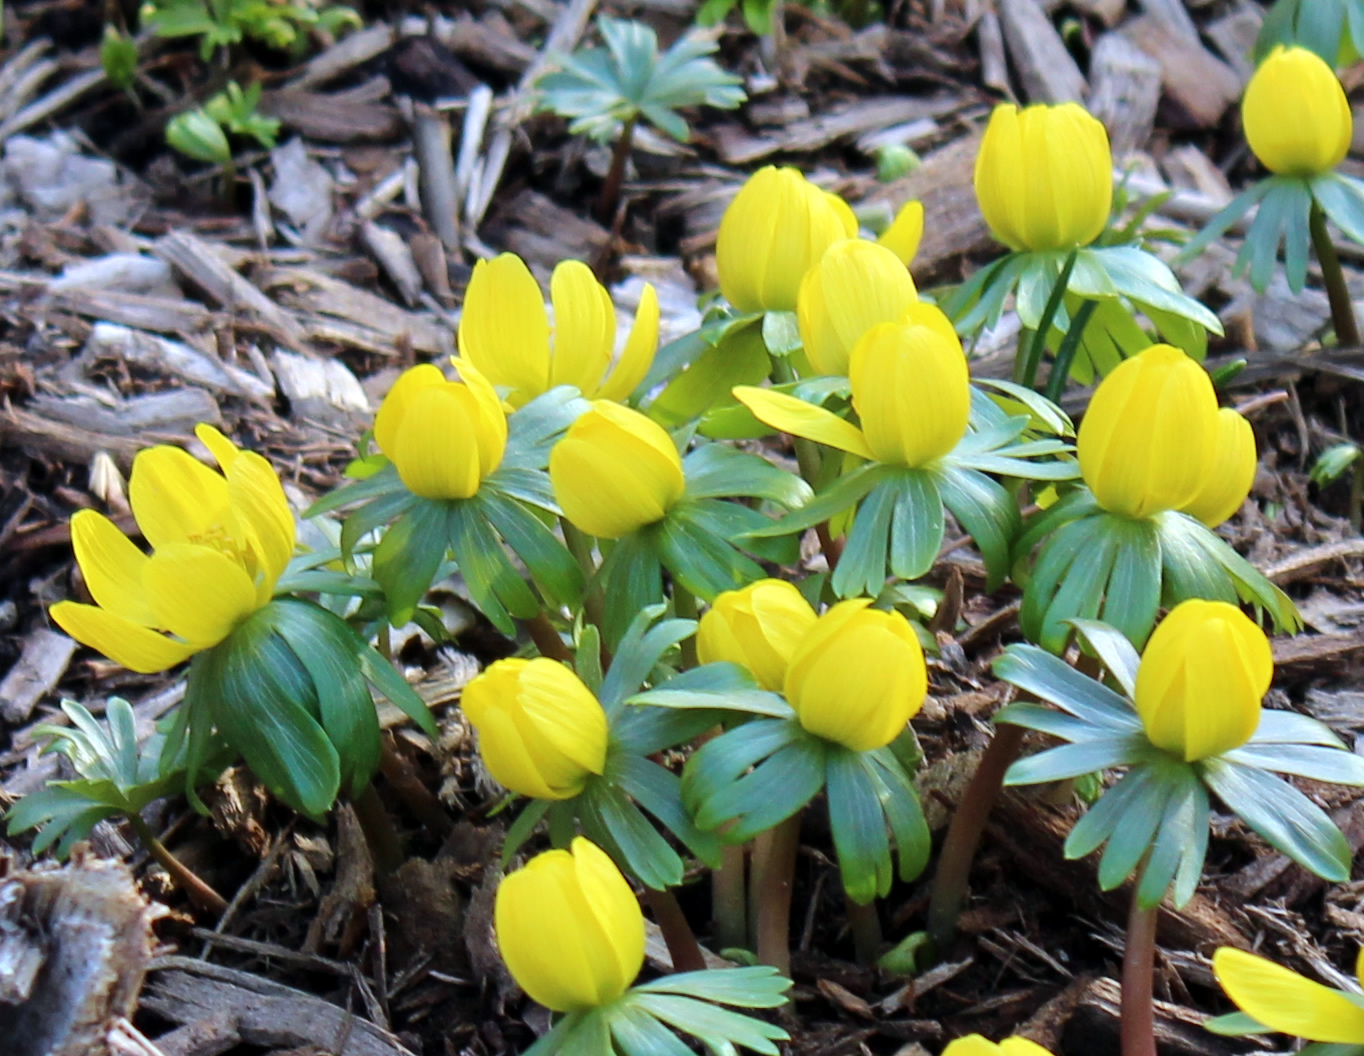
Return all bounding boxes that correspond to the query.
[457,253,551,405]
[941,1038,1002,1056]
[391,384,487,500]
[797,239,918,376]
[142,543,259,648]
[50,601,197,673]
[128,444,232,550]
[878,199,924,265]
[998,1041,1055,1056]
[1243,46,1353,177]
[69,509,158,626]
[228,450,296,595]
[1181,408,1257,527]
[194,423,240,471]
[452,356,509,477]
[732,386,874,460]
[470,700,560,800]
[571,836,646,1003]
[1214,947,1364,1043]
[697,578,818,691]
[598,283,659,402]
[548,260,615,395]
[373,363,447,461]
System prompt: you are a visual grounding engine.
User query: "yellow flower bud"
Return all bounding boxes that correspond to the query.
[1243,46,1352,177]
[942,1036,1056,1056]
[877,199,924,266]
[550,400,685,539]
[461,657,608,800]
[1077,344,1220,519]
[373,360,507,500]
[974,102,1113,252]
[1134,599,1273,762]
[716,166,857,312]
[1181,408,1257,527]
[797,240,918,376]
[849,311,970,468]
[697,579,818,691]
[784,599,927,752]
[494,837,645,1011]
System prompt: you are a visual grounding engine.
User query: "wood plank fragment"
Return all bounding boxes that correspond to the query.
[1121,14,1243,129]
[0,628,75,723]
[1087,33,1162,156]
[998,0,1087,104]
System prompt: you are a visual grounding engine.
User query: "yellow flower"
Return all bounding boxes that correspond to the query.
[735,305,969,470]
[458,253,659,408]
[373,359,507,501]
[942,1036,1055,1056]
[50,425,294,674]
[495,837,645,1011]
[1243,46,1352,177]
[877,199,924,266]
[716,166,858,312]
[697,579,818,691]
[1077,344,1220,519]
[550,401,685,539]
[1134,599,1272,762]
[784,599,927,752]
[1181,407,1257,528]
[1213,946,1364,1044]
[974,102,1112,252]
[797,239,919,376]
[461,657,608,800]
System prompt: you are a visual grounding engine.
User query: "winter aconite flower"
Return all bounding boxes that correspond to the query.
[716,166,857,312]
[495,837,646,1012]
[942,1036,1055,1056]
[1180,407,1257,528]
[458,253,659,407]
[973,102,1112,252]
[550,401,685,538]
[462,658,609,800]
[51,425,294,673]
[1213,945,1364,1044]
[797,239,919,376]
[1243,46,1352,178]
[1134,599,1272,762]
[697,579,818,691]
[373,359,507,500]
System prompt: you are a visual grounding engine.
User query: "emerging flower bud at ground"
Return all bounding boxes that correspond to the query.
[1077,344,1220,519]
[494,837,646,1011]
[1181,407,1257,528]
[697,578,818,691]
[797,239,918,376]
[51,424,295,673]
[1242,46,1352,177]
[1213,946,1364,1044]
[1134,599,1273,762]
[784,599,927,752]
[550,401,686,538]
[973,102,1113,252]
[942,1036,1055,1056]
[716,166,857,312]
[461,657,608,800]
[458,253,659,407]
[373,359,507,500]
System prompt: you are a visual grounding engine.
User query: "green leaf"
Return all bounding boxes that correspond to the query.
[615,753,722,867]
[632,994,788,1055]
[1021,514,1117,652]
[1175,181,1271,265]
[448,498,540,634]
[1093,245,1222,334]
[166,107,232,165]
[657,506,766,600]
[501,385,591,470]
[1250,709,1346,747]
[599,604,692,711]
[1066,764,1159,860]
[648,321,770,426]
[306,463,405,518]
[888,469,945,582]
[825,748,891,904]
[1096,761,1181,890]
[501,797,551,865]
[1098,515,1163,648]
[633,966,792,1008]
[607,1004,696,1056]
[746,462,890,539]
[1069,619,1141,697]
[832,476,896,598]
[596,533,665,647]
[1136,766,1209,908]
[579,779,685,889]
[992,644,1142,732]
[865,749,931,882]
[628,662,794,718]
[373,500,449,627]
[1005,735,1153,785]
[683,443,812,507]
[1202,1011,1272,1037]
[1313,172,1364,244]
[937,466,1018,591]
[1222,743,1364,786]
[691,737,826,842]
[994,702,1108,743]
[761,310,802,356]
[357,644,438,739]
[480,492,583,608]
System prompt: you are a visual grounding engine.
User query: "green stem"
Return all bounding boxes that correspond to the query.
[712,842,748,950]
[674,588,699,669]
[1351,453,1363,534]
[646,888,707,973]
[1044,299,1097,403]
[525,611,573,662]
[128,814,228,915]
[1120,879,1159,1056]
[767,352,843,568]
[753,811,802,975]
[596,116,637,226]
[1019,250,1078,391]
[562,517,606,635]
[352,783,405,876]
[846,895,882,966]
[1310,200,1360,348]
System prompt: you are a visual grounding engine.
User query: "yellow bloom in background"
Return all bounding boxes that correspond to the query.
[1134,599,1273,762]
[942,1035,1055,1056]
[1243,46,1352,177]
[550,400,685,538]
[974,102,1113,252]
[51,425,295,674]
[1213,946,1364,1044]
[1181,407,1257,528]
[1077,344,1220,519]
[797,239,918,376]
[877,198,924,266]
[716,166,857,312]
[784,599,927,752]
[373,359,507,500]
[458,253,659,407]
[462,657,609,800]
[697,578,818,691]
[495,837,646,1012]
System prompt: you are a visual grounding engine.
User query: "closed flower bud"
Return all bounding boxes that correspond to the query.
[1077,344,1220,519]
[877,199,924,266]
[974,102,1112,252]
[849,310,970,468]
[797,240,918,376]
[784,599,927,752]
[1181,408,1257,527]
[494,837,645,1011]
[943,1036,1055,1056]
[373,360,507,500]
[461,657,608,800]
[697,579,818,691]
[717,166,857,312]
[1134,599,1273,762]
[550,401,685,539]
[1243,46,1352,177]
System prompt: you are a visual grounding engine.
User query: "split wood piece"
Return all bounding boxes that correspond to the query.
[1204,3,1263,81]
[48,289,212,336]
[404,101,462,252]
[433,15,539,76]
[26,390,220,443]
[359,222,423,307]
[81,323,274,402]
[1120,14,1243,130]
[271,350,371,429]
[1264,537,1364,584]
[0,855,159,1056]
[998,0,1087,104]
[0,405,144,470]
[0,41,57,125]
[286,24,397,90]
[497,189,611,275]
[0,68,107,144]
[1271,626,1364,668]
[1071,0,1127,26]
[261,90,402,143]
[1087,33,1162,157]
[0,628,75,724]
[1068,977,1232,1056]
[977,10,1010,96]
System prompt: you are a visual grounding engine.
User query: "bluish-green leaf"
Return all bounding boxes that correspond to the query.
[372,500,449,627]
[826,748,892,904]
[683,443,812,507]
[993,644,1142,731]
[1006,735,1152,786]
[938,466,1018,592]
[1070,619,1141,697]
[832,477,896,598]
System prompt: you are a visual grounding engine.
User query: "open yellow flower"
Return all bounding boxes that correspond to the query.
[1180,407,1256,528]
[697,578,818,691]
[50,425,295,674]
[1243,46,1352,178]
[495,837,646,1012]
[942,1035,1055,1056]
[797,239,919,376]
[373,358,507,501]
[1213,946,1364,1044]
[458,253,659,407]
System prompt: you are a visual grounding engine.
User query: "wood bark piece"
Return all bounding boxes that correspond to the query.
[82,323,275,402]
[1121,14,1243,129]
[48,290,212,336]
[287,24,396,90]
[259,266,447,355]
[998,0,1087,104]
[0,405,144,469]
[0,628,75,723]
[1068,977,1231,1056]
[1205,2,1263,81]
[1087,33,1162,156]
[261,90,401,143]
[270,350,371,428]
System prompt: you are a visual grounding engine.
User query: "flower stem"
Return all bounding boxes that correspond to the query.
[712,842,748,950]
[127,814,228,916]
[525,611,573,663]
[925,722,1026,954]
[1121,882,1159,1056]
[1044,298,1097,403]
[673,588,699,669]
[1350,453,1363,534]
[1019,250,1078,391]
[1310,199,1360,348]
[645,887,707,973]
[767,353,845,569]
[596,116,637,227]
[846,895,882,966]
[753,811,802,975]
[351,782,405,875]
